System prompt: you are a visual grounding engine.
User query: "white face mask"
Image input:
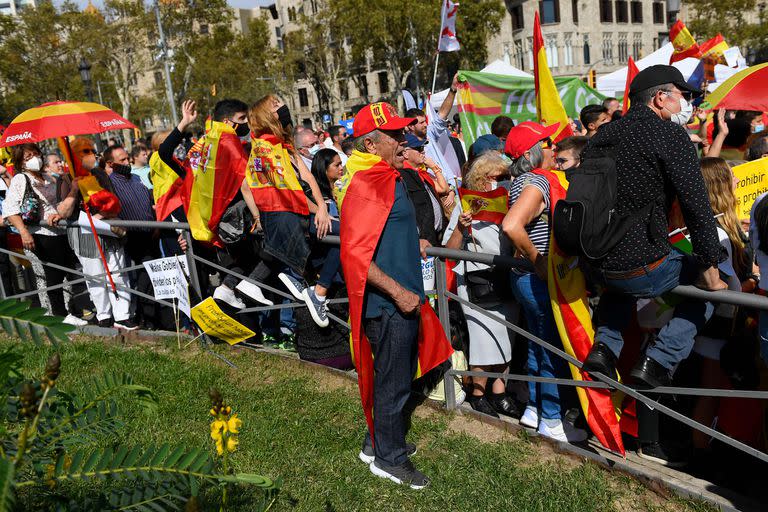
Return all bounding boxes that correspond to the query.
[308,144,323,156]
[489,180,498,191]
[667,96,693,127]
[25,156,42,172]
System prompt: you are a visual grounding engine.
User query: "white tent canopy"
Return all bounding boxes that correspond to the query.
[429,59,532,110]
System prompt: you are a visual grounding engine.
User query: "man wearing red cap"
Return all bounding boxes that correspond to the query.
[338,102,452,489]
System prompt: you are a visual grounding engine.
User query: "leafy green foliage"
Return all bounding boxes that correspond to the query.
[686,0,768,63]
[0,300,74,346]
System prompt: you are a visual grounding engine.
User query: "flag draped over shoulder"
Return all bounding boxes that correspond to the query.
[622,57,639,115]
[340,150,453,443]
[149,152,185,221]
[458,187,508,223]
[246,134,309,215]
[185,121,247,245]
[669,20,701,63]
[531,168,626,455]
[533,12,573,142]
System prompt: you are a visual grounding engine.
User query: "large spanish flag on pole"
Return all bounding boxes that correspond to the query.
[621,56,639,115]
[339,151,453,444]
[669,20,701,63]
[185,121,248,245]
[533,12,573,142]
[532,168,626,455]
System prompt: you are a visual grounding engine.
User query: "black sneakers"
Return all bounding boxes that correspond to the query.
[637,441,688,468]
[487,393,521,418]
[369,459,430,489]
[359,441,416,465]
[467,395,499,418]
[113,318,139,331]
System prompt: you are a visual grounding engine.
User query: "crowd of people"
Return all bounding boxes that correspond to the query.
[0,63,767,490]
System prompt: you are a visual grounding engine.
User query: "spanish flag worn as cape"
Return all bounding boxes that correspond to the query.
[185,121,248,245]
[149,151,186,221]
[246,134,309,215]
[531,168,627,455]
[458,187,508,224]
[340,150,454,445]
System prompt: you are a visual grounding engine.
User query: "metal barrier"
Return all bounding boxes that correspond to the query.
[5,219,768,467]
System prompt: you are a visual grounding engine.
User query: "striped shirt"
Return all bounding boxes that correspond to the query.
[507,172,551,256]
[109,172,154,231]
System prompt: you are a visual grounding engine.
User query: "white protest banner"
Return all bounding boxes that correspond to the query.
[143,256,190,302]
[173,257,191,319]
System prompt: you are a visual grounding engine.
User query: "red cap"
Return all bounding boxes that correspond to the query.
[504,121,561,159]
[353,102,416,137]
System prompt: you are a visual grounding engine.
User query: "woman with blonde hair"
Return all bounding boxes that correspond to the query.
[443,152,519,418]
[236,94,332,327]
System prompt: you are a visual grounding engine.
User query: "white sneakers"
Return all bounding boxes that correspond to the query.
[233,281,273,306]
[62,314,88,327]
[214,284,247,309]
[520,406,588,443]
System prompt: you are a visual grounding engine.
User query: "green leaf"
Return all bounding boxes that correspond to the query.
[150,444,169,467]
[0,299,73,346]
[82,450,101,473]
[163,446,185,468]
[0,457,15,512]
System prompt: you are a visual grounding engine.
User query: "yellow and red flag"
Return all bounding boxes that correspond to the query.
[700,34,728,63]
[704,62,768,112]
[458,187,508,223]
[621,56,639,115]
[669,20,701,63]
[246,134,309,215]
[340,150,453,444]
[533,12,573,142]
[532,168,627,455]
[185,121,248,245]
[149,151,187,221]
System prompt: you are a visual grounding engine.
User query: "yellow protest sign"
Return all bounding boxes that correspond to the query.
[733,158,768,219]
[190,297,255,345]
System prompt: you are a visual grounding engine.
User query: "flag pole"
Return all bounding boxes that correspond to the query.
[431,51,441,95]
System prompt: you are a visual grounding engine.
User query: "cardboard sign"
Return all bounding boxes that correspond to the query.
[173,258,191,319]
[732,158,768,219]
[190,297,255,345]
[144,256,189,300]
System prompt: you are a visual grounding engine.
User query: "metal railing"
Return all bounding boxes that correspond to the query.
[5,218,768,468]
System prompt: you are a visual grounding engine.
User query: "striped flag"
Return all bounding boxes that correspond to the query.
[533,12,573,142]
[622,56,639,114]
[458,187,508,223]
[669,20,701,63]
[437,0,460,52]
[149,152,186,221]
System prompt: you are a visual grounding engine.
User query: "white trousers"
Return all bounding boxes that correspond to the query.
[78,248,132,322]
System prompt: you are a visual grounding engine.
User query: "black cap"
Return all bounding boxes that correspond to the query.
[628,64,702,97]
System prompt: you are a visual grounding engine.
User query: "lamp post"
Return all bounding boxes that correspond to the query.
[666,0,680,26]
[78,58,102,152]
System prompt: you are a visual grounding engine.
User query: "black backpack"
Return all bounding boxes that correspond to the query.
[552,138,657,263]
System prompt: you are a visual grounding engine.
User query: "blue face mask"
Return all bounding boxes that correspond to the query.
[753,124,765,134]
[500,154,513,165]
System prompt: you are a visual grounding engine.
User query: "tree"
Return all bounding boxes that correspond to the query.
[685,0,768,64]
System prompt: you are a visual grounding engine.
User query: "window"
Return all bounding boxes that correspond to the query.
[652,1,665,24]
[287,6,296,22]
[618,33,628,62]
[572,0,578,23]
[527,38,534,69]
[199,24,209,35]
[338,80,348,101]
[600,0,612,22]
[298,88,309,107]
[616,1,628,23]
[583,34,591,64]
[564,33,573,66]
[546,35,559,67]
[631,1,643,23]
[359,75,368,98]
[511,4,524,30]
[378,72,389,94]
[539,0,560,24]
[154,71,162,86]
[514,40,525,69]
[632,33,642,59]
[656,32,669,49]
[602,33,614,64]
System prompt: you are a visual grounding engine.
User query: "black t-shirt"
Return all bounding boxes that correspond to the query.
[398,167,442,246]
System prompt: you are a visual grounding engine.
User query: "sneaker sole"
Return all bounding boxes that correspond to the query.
[278,273,305,301]
[636,451,688,468]
[520,417,538,429]
[302,289,329,328]
[232,284,272,306]
[369,462,428,490]
[358,446,417,465]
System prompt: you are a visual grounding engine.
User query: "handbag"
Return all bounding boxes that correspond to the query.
[19,174,41,224]
[465,268,507,304]
[218,200,254,244]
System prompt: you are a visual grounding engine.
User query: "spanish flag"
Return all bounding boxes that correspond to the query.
[57,137,120,216]
[700,34,728,63]
[533,12,573,142]
[669,20,701,63]
[246,134,309,215]
[149,151,186,221]
[340,150,453,445]
[185,121,248,245]
[621,56,639,115]
[458,187,508,224]
[533,168,627,455]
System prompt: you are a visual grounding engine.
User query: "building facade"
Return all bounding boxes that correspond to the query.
[0,0,35,16]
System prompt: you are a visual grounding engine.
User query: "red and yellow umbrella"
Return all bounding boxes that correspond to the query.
[0,101,135,147]
[704,62,768,112]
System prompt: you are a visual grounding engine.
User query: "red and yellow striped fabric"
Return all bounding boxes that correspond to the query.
[149,152,186,221]
[622,56,639,114]
[669,20,701,63]
[459,187,508,224]
[533,12,573,142]
[704,62,768,113]
[700,34,728,63]
[246,134,309,215]
[0,101,135,147]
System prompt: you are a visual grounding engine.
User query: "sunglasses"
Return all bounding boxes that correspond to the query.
[81,148,96,155]
[662,89,693,101]
[540,138,553,149]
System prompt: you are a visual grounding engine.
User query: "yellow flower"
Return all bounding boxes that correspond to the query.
[215,437,224,456]
[210,408,217,416]
[226,414,242,434]
[226,436,239,453]
[210,419,226,441]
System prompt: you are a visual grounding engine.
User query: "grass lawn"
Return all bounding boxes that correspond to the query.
[4,334,716,512]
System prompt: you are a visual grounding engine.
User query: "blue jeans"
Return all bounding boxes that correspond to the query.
[363,308,419,467]
[595,249,714,369]
[309,215,342,290]
[509,272,564,420]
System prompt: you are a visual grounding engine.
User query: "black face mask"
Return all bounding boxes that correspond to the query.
[276,105,293,129]
[111,163,132,176]
[235,122,250,137]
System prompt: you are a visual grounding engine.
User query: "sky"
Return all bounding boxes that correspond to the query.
[64,0,274,9]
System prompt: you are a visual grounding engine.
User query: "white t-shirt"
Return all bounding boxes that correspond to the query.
[3,172,62,236]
